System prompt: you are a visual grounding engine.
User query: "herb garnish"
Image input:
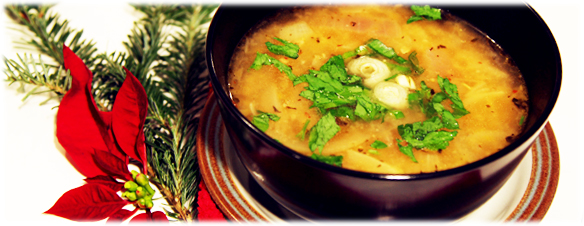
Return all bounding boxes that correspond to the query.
[307,113,343,166]
[250,52,297,81]
[252,111,281,132]
[371,140,388,149]
[266,37,300,59]
[407,5,442,24]
[397,75,469,162]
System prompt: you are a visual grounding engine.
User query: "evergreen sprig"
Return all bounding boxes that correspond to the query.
[4,4,218,222]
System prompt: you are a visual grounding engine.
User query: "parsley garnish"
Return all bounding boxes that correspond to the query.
[252,111,280,132]
[407,5,442,24]
[308,113,343,167]
[310,153,343,167]
[367,39,408,64]
[296,119,310,140]
[250,52,297,81]
[265,37,300,59]
[396,75,469,162]
[308,112,340,153]
[370,140,388,149]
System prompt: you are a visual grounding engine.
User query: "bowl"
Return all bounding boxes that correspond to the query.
[205,4,561,219]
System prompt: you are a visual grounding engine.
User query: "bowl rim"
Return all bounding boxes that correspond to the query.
[206,4,562,181]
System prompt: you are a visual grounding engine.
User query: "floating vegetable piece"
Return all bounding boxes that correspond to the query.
[395,75,416,90]
[373,82,409,109]
[346,56,391,89]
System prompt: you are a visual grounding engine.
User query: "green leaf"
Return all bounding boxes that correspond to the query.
[367,39,408,64]
[308,112,340,153]
[407,5,442,24]
[266,37,300,59]
[408,51,425,74]
[296,119,310,140]
[370,140,388,149]
[437,75,469,118]
[252,112,280,132]
[368,150,379,155]
[250,52,297,81]
[397,139,417,162]
[423,131,458,150]
[310,153,343,167]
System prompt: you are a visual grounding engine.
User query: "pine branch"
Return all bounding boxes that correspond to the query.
[4,4,218,222]
[4,53,70,104]
[3,5,98,103]
[117,5,218,222]
[5,5,99,68]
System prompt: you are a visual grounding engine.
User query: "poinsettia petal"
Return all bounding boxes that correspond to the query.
[151,211,169,222]
[130,211,168,223]
[112,67,148,171]
[45,183,128,221]
[84,175,124,192]
[196,182,226,221]
[57,45,110,177]
[93,150,133,181]
[106,208,138,223]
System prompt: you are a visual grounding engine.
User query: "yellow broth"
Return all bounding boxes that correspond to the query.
[227,5,528,174]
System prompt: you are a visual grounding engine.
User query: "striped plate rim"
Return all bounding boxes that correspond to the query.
[196,93,559,222]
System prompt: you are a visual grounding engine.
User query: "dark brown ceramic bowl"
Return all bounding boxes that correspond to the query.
[206,4,561,219]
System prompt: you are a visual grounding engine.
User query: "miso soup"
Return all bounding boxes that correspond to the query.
[227,5,528,174]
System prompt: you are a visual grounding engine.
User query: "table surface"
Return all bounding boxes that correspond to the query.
[0,1,581,224]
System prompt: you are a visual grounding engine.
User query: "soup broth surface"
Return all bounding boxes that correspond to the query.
[228,5,528,174]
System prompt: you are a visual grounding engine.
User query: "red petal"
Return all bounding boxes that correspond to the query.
[112,68,148,171]
[106,208,138,223]
[84,175,124,192]
[196,182,226,221]
[57,45,126,177]
[129,211,168,223]
[93,150,133,181]
[45,184,128,221]
[151,211,169,222]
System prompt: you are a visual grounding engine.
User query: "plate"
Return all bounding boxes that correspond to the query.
[196,93,559,222]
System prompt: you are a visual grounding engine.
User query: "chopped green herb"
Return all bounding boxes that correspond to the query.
[265,37,300,59]
[367,39,408,64]
[355,95,387,121]
[308,112,340,153]
[437,75,470,118]
[386,63,412,76]
[370,140,388,149]
[422,131,458,150]
[519,115,525,126]
[296,119,310,140]
[368,150,379,155]
[408,51,425,74]
[252,111,280,132]
[250,52,297,81]
[407,5,442,24]
[310,153,343,167]
[342,45,371,59]
[397,139,417,162]
[389,109,405,119]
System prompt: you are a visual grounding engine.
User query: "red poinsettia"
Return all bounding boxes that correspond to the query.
[45,45,166,222]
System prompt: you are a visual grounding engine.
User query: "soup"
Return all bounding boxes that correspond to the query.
[227,5,528,174]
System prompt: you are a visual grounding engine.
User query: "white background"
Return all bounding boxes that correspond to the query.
[0,0,582,224]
